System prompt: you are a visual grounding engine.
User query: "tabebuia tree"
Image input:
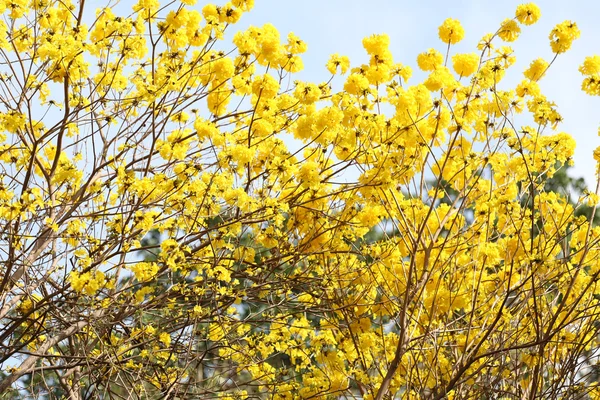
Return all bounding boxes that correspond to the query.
[3,0,600,398]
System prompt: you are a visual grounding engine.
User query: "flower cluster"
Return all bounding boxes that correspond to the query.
[1,1,600,399]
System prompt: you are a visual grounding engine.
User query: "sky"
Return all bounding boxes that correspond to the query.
[229,0,600,189]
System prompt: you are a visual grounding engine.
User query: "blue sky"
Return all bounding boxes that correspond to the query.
[231,0,600,189]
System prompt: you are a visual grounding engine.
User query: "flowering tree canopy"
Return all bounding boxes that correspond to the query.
[2,1,600,399]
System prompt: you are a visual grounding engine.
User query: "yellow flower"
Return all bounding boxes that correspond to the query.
[297,161,321,187]
[515,3,541,25]
[69,270,106,296]
[194,118,219,141]
[417,48,444,71]
[252,74,280,99]
[424,67,454,92]
[130,262,160,282]
[294,82,322,103]
[391,63,412,82]
[516,79,540,97]
[498,19,521,42]
[343,73,369,95]
[549,20,580,54]
[17,294,42,315]
[326,53,350,75]
[452,53,479,77]
[523,58,549,81]
[579,56,600,76]
[219,3,242,24]
[438,18,465,44]
[582,77,600,96]
[285,32,307,54]
[159,332,171,347]
[595,146,600,162]
[363,33,391,56]
[134,287,154,303]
